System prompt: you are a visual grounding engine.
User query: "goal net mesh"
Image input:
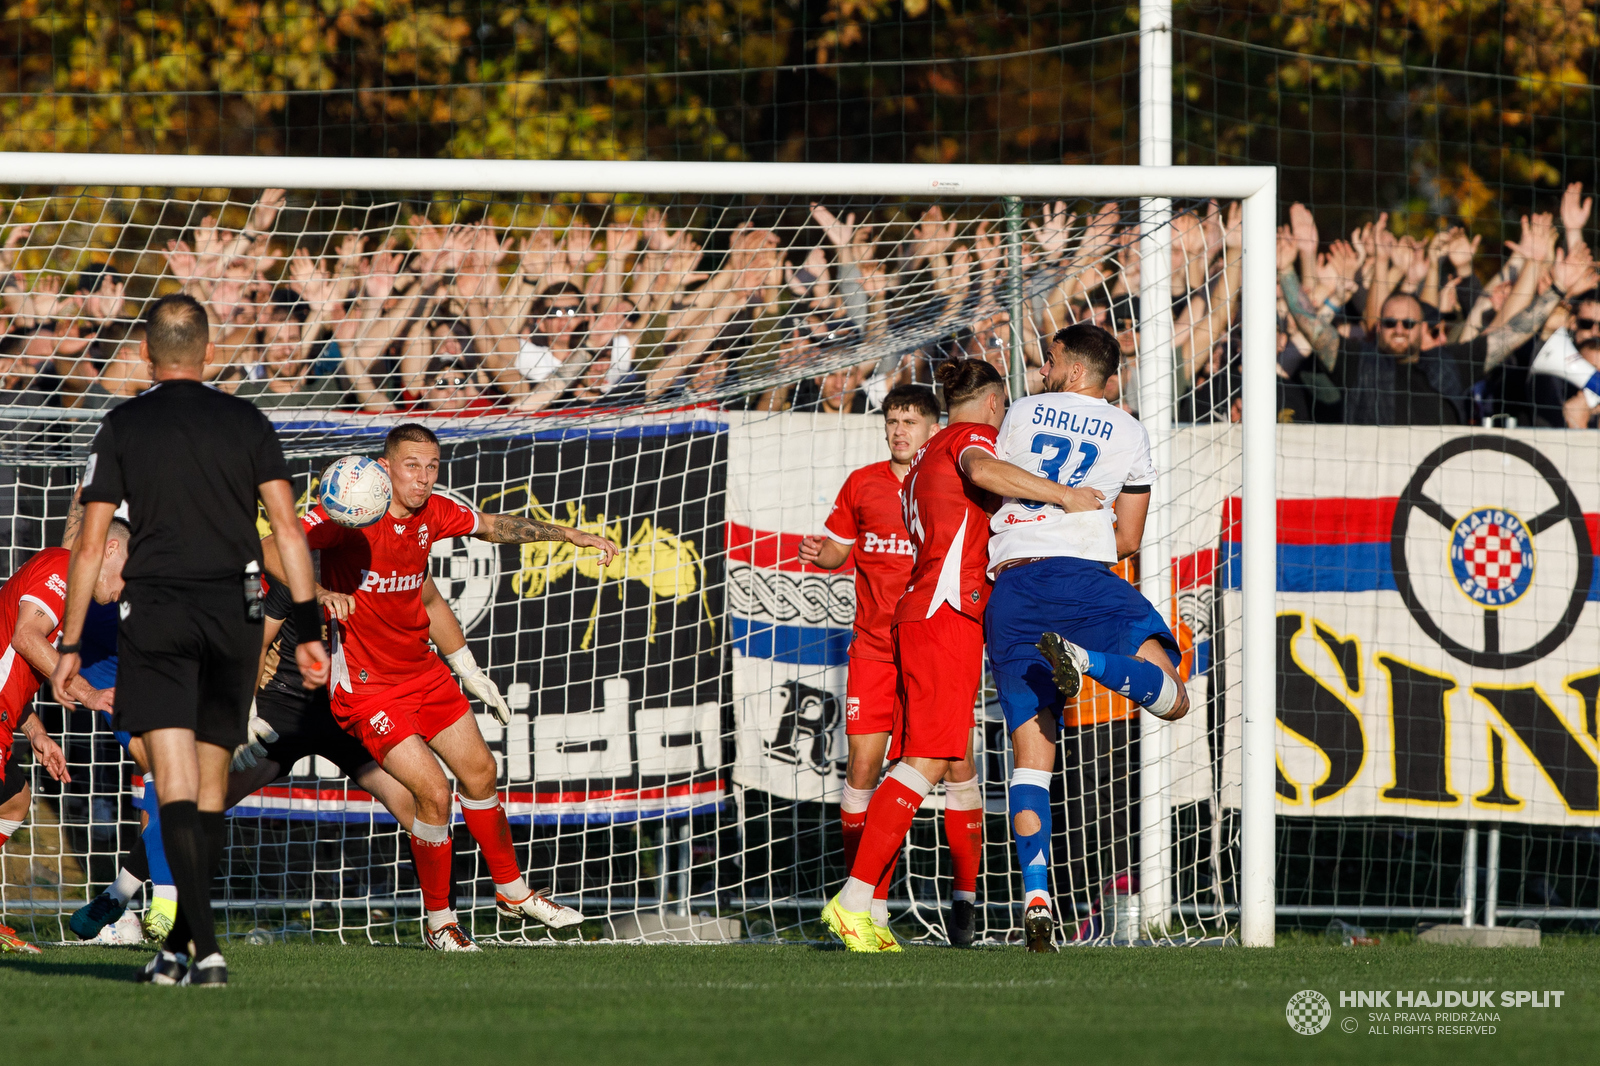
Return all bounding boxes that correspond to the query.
[0,185,1246,946]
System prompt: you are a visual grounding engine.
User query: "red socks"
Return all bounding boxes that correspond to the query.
[841,808,867,872]
[944,804,983,895]
[458,795,521,886]
[847,767,930,888]
[408,831,454,912]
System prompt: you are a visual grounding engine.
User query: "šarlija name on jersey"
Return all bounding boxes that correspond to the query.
[860,532,913,555]
[356,569,427,593]
[1029,405,1117,438]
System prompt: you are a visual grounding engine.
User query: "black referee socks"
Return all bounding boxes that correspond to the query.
[158,801,223,962]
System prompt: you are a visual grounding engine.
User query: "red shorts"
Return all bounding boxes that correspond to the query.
[845,655,897,736]
[330,658,471,764]
[890,608,983,760]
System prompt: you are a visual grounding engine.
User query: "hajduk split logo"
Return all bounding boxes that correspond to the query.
[1448,507,1535,608]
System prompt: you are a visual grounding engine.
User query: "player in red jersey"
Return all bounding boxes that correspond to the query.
[261,423,619,951]
[798,384,986,948]
[0,529,128,953]
[821,359,1103,951]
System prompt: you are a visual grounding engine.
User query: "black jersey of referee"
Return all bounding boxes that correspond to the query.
[79,378,290,584]
[81,377,291,750]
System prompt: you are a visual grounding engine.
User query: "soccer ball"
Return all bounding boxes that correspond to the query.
[319,455,392,528]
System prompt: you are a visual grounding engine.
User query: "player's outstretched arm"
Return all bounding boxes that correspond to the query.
[51,498,116,709]
[1113,489,1152,560]
[960,451,1105,513]
[797,535,850,570]
[474,511,621,565]
[259,478,330,688]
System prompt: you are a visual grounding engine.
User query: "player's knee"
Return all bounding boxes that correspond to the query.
[414,779,453,822]
[1013,810,1041,837]
[845,755,880,791]
[456,756,497,800]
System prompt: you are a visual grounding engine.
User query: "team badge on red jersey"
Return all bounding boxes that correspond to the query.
[368,709,392,736]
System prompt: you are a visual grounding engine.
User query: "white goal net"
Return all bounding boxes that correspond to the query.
[0,160,1277,946]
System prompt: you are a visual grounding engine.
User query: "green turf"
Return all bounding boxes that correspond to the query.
[3,935,1595,1065]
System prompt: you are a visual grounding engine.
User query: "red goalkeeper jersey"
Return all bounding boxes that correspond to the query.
[823,461,914,662]
[893,422,999,625]
[0,547,69,754]
[302,492,479,684]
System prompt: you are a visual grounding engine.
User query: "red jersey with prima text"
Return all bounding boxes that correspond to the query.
[823,461,914,662]
[302,492,478,685]
[0,547,69,756]
[894,422,1000,625]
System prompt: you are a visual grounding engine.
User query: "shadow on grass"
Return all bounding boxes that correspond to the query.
[0,956,142,983]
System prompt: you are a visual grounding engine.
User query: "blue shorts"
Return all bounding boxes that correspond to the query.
[984,556,1179,734]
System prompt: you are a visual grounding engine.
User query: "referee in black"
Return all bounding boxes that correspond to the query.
[51,294,328,987]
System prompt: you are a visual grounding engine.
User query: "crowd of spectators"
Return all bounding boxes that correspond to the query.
[0,185,1597,428]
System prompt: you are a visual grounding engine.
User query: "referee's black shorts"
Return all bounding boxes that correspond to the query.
[255,686,375,780]
[113,580,260,749]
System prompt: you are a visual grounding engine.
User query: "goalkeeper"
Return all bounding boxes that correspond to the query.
[261,423,619,951]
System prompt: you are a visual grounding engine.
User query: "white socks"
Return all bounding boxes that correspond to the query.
[870,898,889,927]
[495,877,531,900]
[944,776,982,810]
[841,784,874,814]
[1147,671,1181,718]
[427,908,458,932]
[410,818,449,844]
[110,867,145,905]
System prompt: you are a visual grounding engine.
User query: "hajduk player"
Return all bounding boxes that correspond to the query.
[0,528,126,952]
[262,423,620,951]
[985,323,1189,953]
[820,358,1103,952]
[798,384,986,948]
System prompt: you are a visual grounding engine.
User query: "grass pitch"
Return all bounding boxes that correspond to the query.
[4,935,1596,1065]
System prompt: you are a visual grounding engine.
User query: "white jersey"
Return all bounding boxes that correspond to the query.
[987,391,1155,570]
[1530,327,1600,409]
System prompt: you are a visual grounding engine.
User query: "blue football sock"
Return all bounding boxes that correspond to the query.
[142,800,173,887]
[1009,768,1053,907]
[1081,650,1169,709]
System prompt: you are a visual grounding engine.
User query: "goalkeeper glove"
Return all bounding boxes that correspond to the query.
[232,704,279,771]
[446,646,511,725]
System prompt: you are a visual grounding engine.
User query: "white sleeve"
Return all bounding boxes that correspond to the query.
[1127,423,1157,486]
[993,405,1018,461]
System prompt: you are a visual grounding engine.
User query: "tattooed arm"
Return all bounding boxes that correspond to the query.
[62,484,85,549]
[1480,287,1561,372]
[475,512,621,564]
[1279,267,1341,372]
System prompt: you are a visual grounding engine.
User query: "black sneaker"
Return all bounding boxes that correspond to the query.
[69,891,127,941]
[138,950,189,986]
[181,952,228,987]
[1036,632,1087,700]
[948,899,976,947]
[1024,904,1058,954]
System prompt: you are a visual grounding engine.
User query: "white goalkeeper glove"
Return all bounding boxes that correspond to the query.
[446,646,511,725]
[232,704,279,771]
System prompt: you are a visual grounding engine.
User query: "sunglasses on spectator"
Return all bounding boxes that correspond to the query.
[430,374,472,388]
[543,306,580,319]
[1574,317,1600,331]
[1380,317,1421,329]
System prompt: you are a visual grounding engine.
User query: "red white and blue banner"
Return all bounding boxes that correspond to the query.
[726,412,884,804]
[1189,426,1600,826]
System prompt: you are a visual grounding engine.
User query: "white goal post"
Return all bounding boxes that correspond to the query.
[0,154,1278,947]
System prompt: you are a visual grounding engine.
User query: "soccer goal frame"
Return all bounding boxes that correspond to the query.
[0,153,1280,948]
